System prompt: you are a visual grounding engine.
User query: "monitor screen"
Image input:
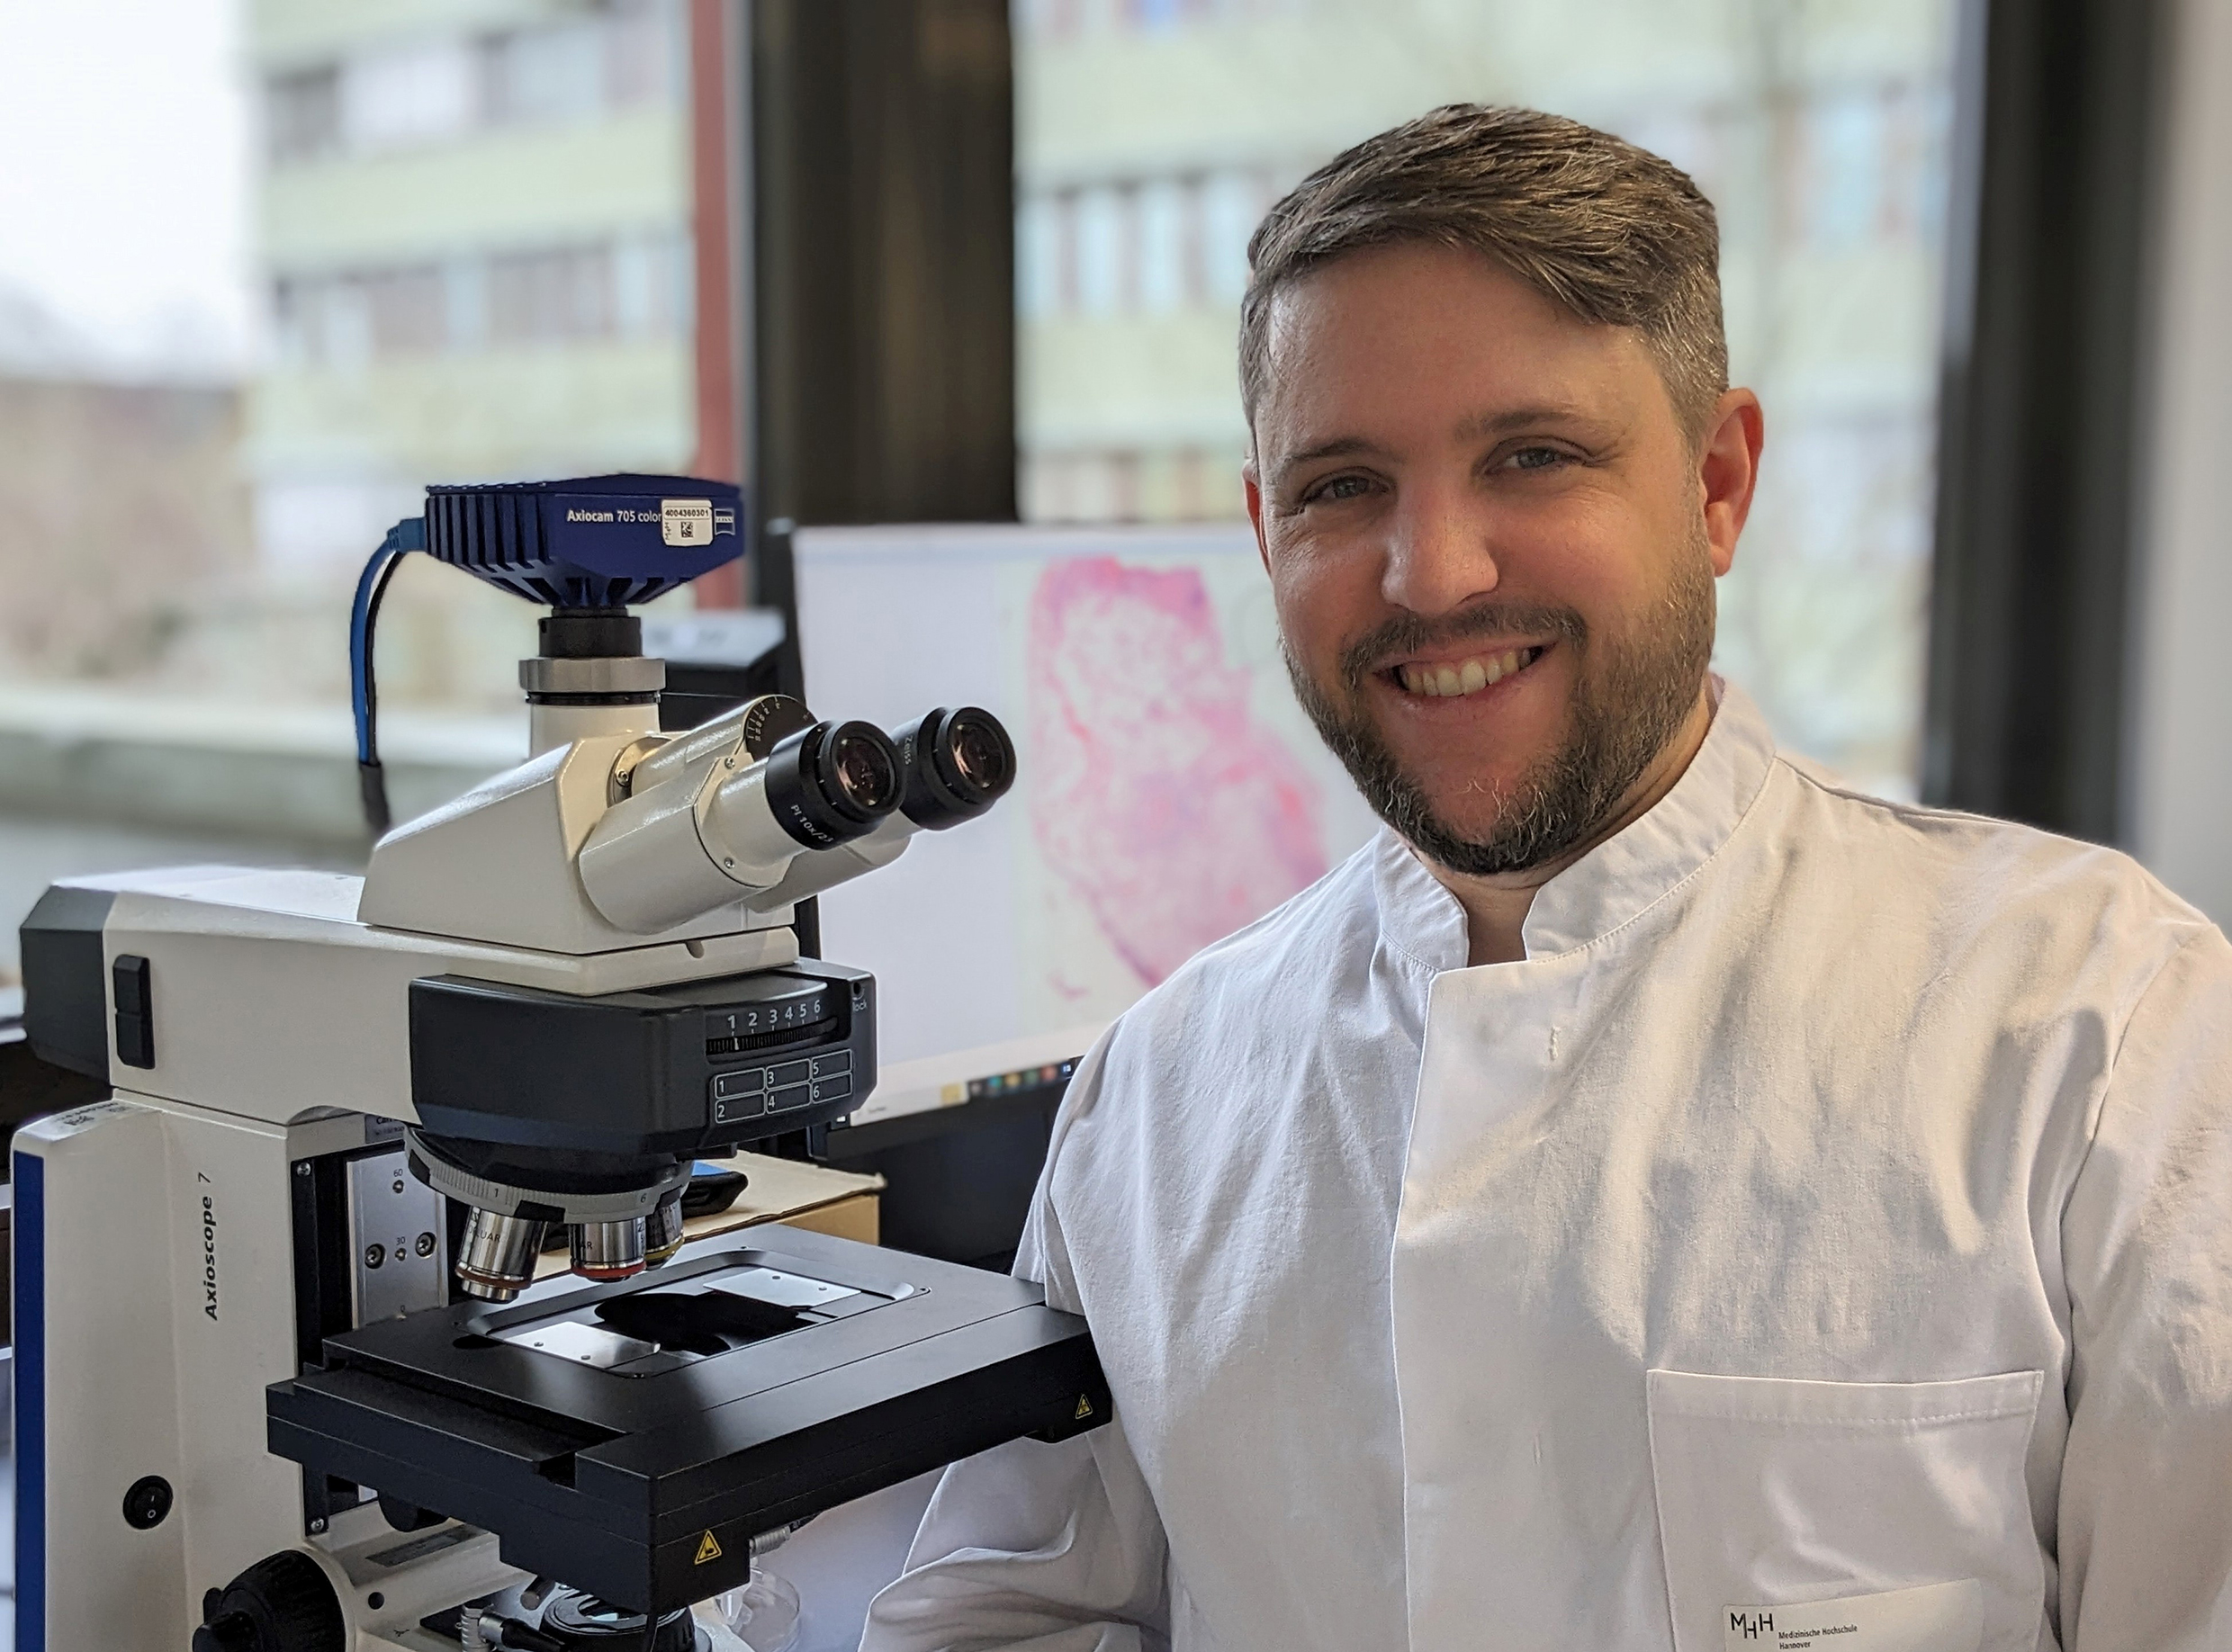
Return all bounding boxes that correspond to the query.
[796,524,1380,1121]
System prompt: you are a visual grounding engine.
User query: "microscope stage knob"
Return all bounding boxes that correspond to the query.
[193,1613,259,1652]
[195,1616,262,1652]
[196,1549,345,1652]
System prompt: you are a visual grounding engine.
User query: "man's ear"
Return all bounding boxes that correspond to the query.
[1244,449,1271,577]
[1699,389,1764,578]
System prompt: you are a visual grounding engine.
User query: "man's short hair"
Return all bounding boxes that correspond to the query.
[1240,104,1728,439]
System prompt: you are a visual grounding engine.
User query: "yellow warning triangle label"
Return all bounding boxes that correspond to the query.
[694,1530,724,1565]
[1075,1395,1095,1420]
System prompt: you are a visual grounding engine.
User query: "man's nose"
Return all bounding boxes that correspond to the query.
[1381,479,1498,616]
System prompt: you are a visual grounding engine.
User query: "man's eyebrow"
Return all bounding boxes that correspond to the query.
[1452,403,1613,442]
[1269,435,1388,486]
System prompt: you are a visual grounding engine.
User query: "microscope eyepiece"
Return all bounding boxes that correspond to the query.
[763,719,903,848]
[893,705,1017,829]
[949,712,1012,793]
[832,728,901,813]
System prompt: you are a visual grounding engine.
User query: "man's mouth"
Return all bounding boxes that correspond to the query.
[1390,644,1546,699]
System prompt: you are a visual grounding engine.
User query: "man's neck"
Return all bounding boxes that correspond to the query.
[1420,684,1718,967]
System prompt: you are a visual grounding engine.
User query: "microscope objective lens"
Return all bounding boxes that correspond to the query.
[571,1217,650,1282]
[454,1210,552,1303]
[644,1199,687,1269]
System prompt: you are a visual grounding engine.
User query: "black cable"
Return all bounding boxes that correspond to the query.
[357,547,405,835]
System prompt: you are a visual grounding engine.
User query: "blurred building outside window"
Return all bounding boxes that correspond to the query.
[0,0,706,989]
[1014,0,1957,796]
[248,0,698,589]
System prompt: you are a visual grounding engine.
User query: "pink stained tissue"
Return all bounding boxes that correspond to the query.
[1028,556,1327,987]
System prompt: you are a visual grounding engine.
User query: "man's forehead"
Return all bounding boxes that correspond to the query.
[1268,239,1585,334]
[1252,248,1652,458]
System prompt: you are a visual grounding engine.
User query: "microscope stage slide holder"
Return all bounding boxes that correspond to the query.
[267,1224,1109,1615]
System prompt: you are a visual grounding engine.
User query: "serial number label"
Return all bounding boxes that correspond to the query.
[662,498,713,545]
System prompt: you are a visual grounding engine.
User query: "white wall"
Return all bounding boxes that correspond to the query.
[2129,0,2232,925]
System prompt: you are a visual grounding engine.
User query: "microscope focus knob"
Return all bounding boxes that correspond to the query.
[194,1549,346,1652]
[193,1615,258,1652]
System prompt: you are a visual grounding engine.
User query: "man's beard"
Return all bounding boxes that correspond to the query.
[1285,542,1716,877]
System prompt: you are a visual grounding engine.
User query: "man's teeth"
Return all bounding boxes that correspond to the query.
[1398,647,1541,698]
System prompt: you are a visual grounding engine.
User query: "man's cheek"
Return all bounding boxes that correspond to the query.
[1274,598,1349,690]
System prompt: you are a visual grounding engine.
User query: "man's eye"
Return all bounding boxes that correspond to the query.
[1504,445,1570,472]
[1308,474,1375,503]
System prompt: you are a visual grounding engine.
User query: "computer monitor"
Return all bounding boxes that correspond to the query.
[796,522,1381,1119]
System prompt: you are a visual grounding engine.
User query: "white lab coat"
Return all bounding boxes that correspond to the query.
[861,684,2232,1652]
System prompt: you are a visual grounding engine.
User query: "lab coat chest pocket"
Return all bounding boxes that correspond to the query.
[1645,1369,2047,1652]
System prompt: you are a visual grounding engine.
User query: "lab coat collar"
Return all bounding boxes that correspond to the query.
[1371,677,1778,968]
[1372,828,1472,974]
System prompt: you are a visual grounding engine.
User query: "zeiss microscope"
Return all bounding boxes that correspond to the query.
[14,477,1107,1651]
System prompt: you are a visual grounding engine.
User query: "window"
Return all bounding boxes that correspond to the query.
[248,0,697,591]
[479,22,609,128]
[266,65,341,165]
[488,244,619,345]
[269,236,688,367]
[1014,0,1958,795]
[265,5,686,170]
[362,266,450,355]
[343,39,478,153]
[0,0,704,992]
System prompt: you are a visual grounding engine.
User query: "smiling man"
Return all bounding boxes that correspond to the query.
[863,106,2232,1650]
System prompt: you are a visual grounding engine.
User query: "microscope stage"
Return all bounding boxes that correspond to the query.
[268,1226,1108,1614]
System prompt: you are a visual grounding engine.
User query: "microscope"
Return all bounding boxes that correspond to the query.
[13,477,1107,1651]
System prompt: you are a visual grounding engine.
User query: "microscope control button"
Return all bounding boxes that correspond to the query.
[113,955,150,1013]
[711,1068,766,1100]
[712,1092,766,1125]
[112,955,155,1069]
[769,1059,812,1088]
[122,1474,174,1530]
[810,1075,854,1103]
[766,1083,810,1113]
[811,1051,853,1078]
